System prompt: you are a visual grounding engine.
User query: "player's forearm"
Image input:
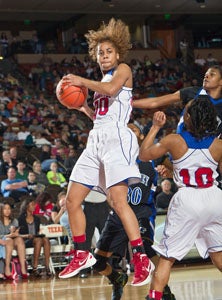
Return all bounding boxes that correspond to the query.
[133,91,180,109]
[139,125,161,161]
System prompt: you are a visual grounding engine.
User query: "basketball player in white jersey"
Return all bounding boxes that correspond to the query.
[139,96,222,300]
[58,18,154,289]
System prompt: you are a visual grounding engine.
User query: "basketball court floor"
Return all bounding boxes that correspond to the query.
[0,263,220,300]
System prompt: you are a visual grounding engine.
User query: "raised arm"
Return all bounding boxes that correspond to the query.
[133,90,180,109]
[139,111,169,161]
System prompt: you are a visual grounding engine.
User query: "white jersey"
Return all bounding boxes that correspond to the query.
[70,67,141,191]
[173,131,218,188]
[93,69,132,127]
[153,130,222,260]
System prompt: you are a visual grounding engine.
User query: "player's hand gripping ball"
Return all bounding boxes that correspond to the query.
[56,80,88,109]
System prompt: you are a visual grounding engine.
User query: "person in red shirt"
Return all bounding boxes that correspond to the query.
[33,192,54,223]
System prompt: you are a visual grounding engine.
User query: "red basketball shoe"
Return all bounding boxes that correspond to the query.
[131,253,155,286]
[59,250,96,279]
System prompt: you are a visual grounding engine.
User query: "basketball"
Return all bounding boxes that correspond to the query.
[56,80,87,109]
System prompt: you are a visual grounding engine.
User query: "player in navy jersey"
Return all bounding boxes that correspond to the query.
[93,123,175,300]
[139,96,222,300]
[58,18,154,286]
[133,65,222,137]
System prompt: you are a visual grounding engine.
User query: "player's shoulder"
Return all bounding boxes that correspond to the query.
[117,62,131,72]
[180,86,201,104]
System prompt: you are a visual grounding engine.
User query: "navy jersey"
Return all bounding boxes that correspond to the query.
[128,160,157,218]
[178,86,222,136]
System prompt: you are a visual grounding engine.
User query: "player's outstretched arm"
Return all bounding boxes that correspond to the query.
[132,90,180,109]
[139,111,168,161]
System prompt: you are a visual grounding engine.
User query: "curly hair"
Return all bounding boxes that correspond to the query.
[85,18,131,62]
[186,96,217,139]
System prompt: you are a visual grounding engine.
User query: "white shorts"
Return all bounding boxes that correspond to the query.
[70,124,141,192]
[153,186,222,260]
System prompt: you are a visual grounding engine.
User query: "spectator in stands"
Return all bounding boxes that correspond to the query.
[33,192,54,223]
[39,53,53,68]
[46,162,67,188]
[33,132,52,148]
[0,116,7,139]
[28,118,44,133]
[32,160,49,187]
[51,138,69,159]
[16,161,28,181]
[3,125,18,142]
[51,190,67,224]
[194,54,206,68]
[0,90,10,105]
[31,33,42,54]
[40,144,56,172]
[143,55,153,69]
[0,202,28,280]
[0,32,9,58]
[17,125,30,141]
[24,130,36,149]
[0,104,10,118]
[9,146,18,167]
[39,66,55,92]
[179,38,188,64]
[1,167,28,202]
[60,131,72,148]
[155,179,174,212]
[70,32,82,54]
[206,53,218,66]
[64,148,78,178]
[18,196,52,277]
[0,151,15,176]
[26,171,45,196]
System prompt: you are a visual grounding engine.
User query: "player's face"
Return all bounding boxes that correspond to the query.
[128,123,144,144]
[202,68,222,90]
[97,41,119,72]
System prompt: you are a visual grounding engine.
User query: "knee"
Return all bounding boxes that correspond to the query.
[109,199,126,216]
[210,253,222,272]
[214,260,222,272]
[16,236,25,245]
[5,238,13,248]
[93,253,108,273]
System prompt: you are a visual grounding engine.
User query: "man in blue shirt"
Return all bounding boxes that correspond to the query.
[1,167,28,202]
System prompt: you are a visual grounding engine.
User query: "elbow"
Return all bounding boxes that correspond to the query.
[105,85,119,97]
[138,149,147,162]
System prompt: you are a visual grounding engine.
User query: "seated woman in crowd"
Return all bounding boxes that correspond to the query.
[0,202,28,280]
[33,191,54,223]
[46,161,67,188]
[18,196,52,277]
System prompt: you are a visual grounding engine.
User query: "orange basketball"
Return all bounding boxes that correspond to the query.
[56,80,87,109]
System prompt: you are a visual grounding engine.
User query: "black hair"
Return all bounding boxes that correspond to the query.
[209,65,222,78]
[186,96,217,139]
[19,196,36,216]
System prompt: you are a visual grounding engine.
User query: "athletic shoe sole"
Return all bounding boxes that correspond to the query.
[131,260,155,286]
[59,255,96,279]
